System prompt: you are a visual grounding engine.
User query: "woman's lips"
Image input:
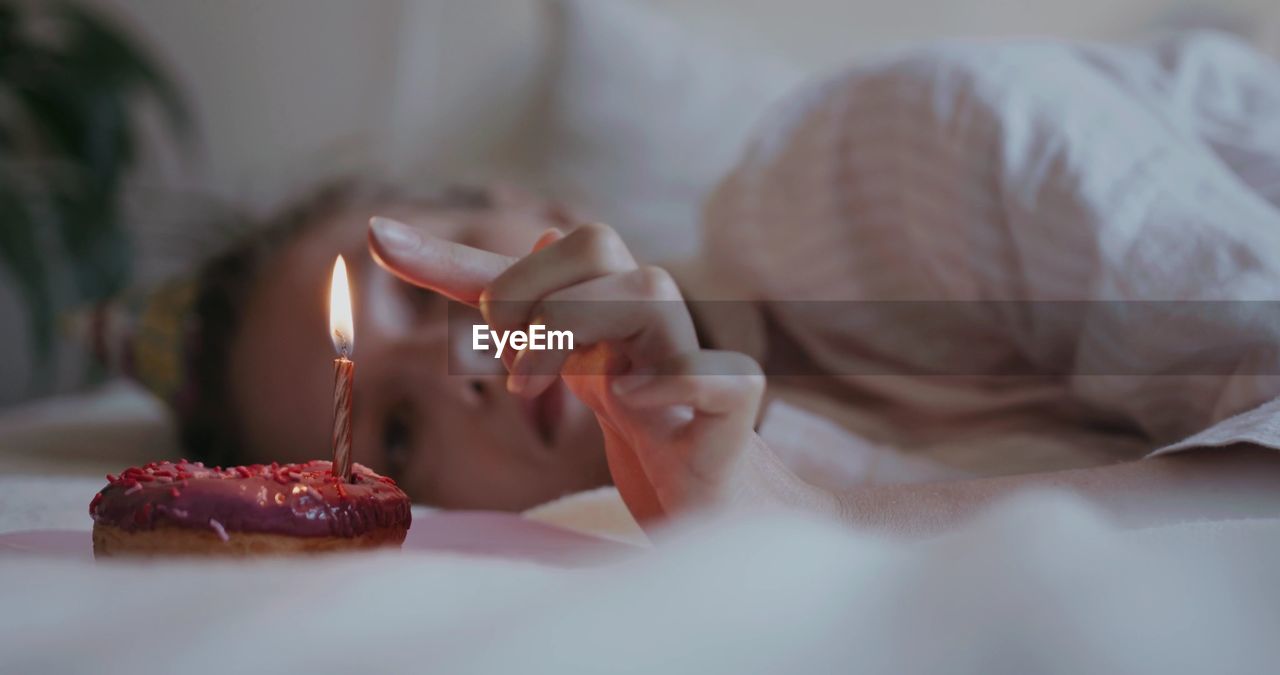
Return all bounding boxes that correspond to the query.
[519,380,564,447]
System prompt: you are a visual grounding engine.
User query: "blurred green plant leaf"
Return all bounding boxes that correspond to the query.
[0,0,192,389]
[0,178,54,368]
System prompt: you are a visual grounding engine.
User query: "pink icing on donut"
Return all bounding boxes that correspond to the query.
[90,459,411,538]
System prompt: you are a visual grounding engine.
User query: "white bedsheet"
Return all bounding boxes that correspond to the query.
[2,492,1278,674]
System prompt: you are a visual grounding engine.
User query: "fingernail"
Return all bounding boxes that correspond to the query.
[507,372,528,395]
[369,217,421,252]
[611,369,654,396]
[511,348,530,372]
[532,228,565,253]
[506,349,532,395]
[478,289,493,323]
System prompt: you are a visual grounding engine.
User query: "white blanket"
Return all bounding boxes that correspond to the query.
[2,492,1279,674]
[701,31,1280,475]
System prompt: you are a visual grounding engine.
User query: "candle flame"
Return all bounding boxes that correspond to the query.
[329,255,354,356]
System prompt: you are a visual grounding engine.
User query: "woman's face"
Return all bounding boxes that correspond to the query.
[228,202,609,509]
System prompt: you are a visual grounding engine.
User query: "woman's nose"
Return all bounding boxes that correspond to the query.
[441,345,507,410]
[446,306,507,377]
[440,305,507,408]
[399,330,504,410]
[448,372,504,409]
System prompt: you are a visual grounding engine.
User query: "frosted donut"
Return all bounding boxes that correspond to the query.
[90,459,411,557]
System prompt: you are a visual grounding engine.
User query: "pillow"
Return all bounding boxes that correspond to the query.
[526,0,802,261]
[0,381,176,477]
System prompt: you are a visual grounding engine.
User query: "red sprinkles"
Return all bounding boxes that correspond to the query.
[133,502,153,526]
[99,459,394,491]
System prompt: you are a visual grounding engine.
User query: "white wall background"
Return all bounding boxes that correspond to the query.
[89,0,1280,208]
[2,0,1278,405]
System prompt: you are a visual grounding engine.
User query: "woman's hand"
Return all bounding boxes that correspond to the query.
[368,217,817,523]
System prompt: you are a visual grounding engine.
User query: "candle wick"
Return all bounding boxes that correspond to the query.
[333,330,353,359]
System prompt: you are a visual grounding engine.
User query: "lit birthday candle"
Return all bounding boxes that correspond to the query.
[329,255,355,481]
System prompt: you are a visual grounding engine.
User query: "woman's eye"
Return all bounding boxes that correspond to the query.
[382,409,413,480]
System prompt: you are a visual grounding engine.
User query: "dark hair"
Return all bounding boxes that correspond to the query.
[179,179,499,465]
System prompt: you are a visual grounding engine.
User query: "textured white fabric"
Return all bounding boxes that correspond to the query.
[704,33,1280,478]
[522,485,648,546]
[3,492,1279,674]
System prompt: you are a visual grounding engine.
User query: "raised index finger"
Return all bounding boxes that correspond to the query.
[368,216,515,306]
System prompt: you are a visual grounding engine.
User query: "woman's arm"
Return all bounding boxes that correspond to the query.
[368,218,1280,535]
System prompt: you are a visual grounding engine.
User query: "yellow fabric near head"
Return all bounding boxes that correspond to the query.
[131,279,198,404]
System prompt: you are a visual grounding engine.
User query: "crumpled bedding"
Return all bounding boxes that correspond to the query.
[2,490,1278,674]
[6,425,1277,673]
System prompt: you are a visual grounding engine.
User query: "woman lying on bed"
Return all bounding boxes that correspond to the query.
[145,35,1280,535]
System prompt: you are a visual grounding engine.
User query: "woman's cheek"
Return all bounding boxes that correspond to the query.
[363,267,415,331]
